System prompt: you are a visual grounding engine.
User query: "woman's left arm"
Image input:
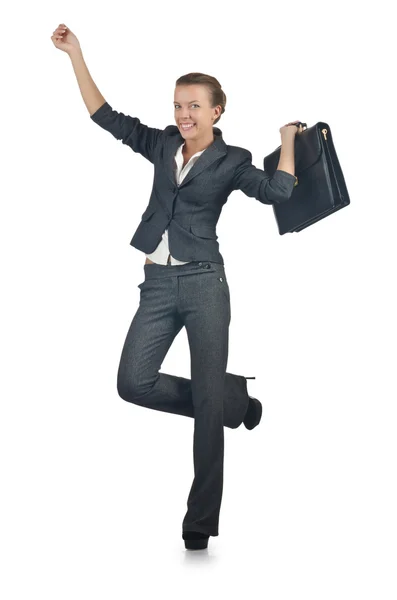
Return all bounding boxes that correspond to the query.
[277,122,304,176]
[277,136,295,177]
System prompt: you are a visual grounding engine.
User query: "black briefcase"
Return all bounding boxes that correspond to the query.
[263,122,350,234]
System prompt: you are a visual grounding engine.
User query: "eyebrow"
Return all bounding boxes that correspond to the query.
[173,100,200,104]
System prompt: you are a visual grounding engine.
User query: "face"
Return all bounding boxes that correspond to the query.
[174,84,221,139]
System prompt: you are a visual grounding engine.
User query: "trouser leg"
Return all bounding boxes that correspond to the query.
[116,274,250,430]
[178,268,232,537]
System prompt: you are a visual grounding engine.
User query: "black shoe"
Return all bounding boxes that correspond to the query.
[182,531,210,550]
[243,376,262,430]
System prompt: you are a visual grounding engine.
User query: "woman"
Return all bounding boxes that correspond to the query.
[51,23,302,551]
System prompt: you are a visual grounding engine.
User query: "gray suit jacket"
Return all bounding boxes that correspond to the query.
[90,101,297,264]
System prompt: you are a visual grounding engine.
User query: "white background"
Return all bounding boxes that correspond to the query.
[1,1,396,598]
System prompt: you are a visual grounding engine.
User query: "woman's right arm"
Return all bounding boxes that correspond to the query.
[51,24,105,115]
[51,24,163,162]
[69,49,106,116]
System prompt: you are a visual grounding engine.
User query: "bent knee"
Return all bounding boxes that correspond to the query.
[117,374,152,404]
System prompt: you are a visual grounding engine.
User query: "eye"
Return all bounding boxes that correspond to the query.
[174,104,199,109]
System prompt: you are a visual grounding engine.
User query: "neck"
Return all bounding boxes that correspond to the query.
[183,132,215,155]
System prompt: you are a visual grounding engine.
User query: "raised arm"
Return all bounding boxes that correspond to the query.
[51,24,163,163]
[89,101,164,164]
[68,47,106,117]
[69,49,163,163]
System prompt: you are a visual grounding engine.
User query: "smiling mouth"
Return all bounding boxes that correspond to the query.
[180,123,196,131]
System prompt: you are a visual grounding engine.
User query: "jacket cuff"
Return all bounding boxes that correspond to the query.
[90,101,111,122]
[273,169,298,198]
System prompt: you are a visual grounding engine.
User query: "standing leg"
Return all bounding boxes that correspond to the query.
[178,268,233,537]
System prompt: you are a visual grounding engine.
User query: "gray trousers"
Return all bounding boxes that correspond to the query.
[116,260,251,537]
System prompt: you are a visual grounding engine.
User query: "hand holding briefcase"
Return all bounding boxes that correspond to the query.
[263,122,350,234]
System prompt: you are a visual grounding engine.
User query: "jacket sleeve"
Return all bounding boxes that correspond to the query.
[90,101,164,164]
[232,150,297,204]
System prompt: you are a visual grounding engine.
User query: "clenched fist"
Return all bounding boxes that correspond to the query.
[279,121,306,140]
[50,24,81,54]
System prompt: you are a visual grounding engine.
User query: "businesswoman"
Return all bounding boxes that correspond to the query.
[52,24,302,551]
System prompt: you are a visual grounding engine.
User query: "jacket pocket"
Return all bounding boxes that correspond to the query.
[189,225,218,239]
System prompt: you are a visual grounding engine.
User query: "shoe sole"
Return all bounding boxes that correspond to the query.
[183,531,210,550]
[184,538,209,550]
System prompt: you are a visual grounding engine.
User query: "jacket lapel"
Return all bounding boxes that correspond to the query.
[164,126,227,189]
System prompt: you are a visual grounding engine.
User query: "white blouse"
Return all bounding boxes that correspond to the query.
[145,142,205,265]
